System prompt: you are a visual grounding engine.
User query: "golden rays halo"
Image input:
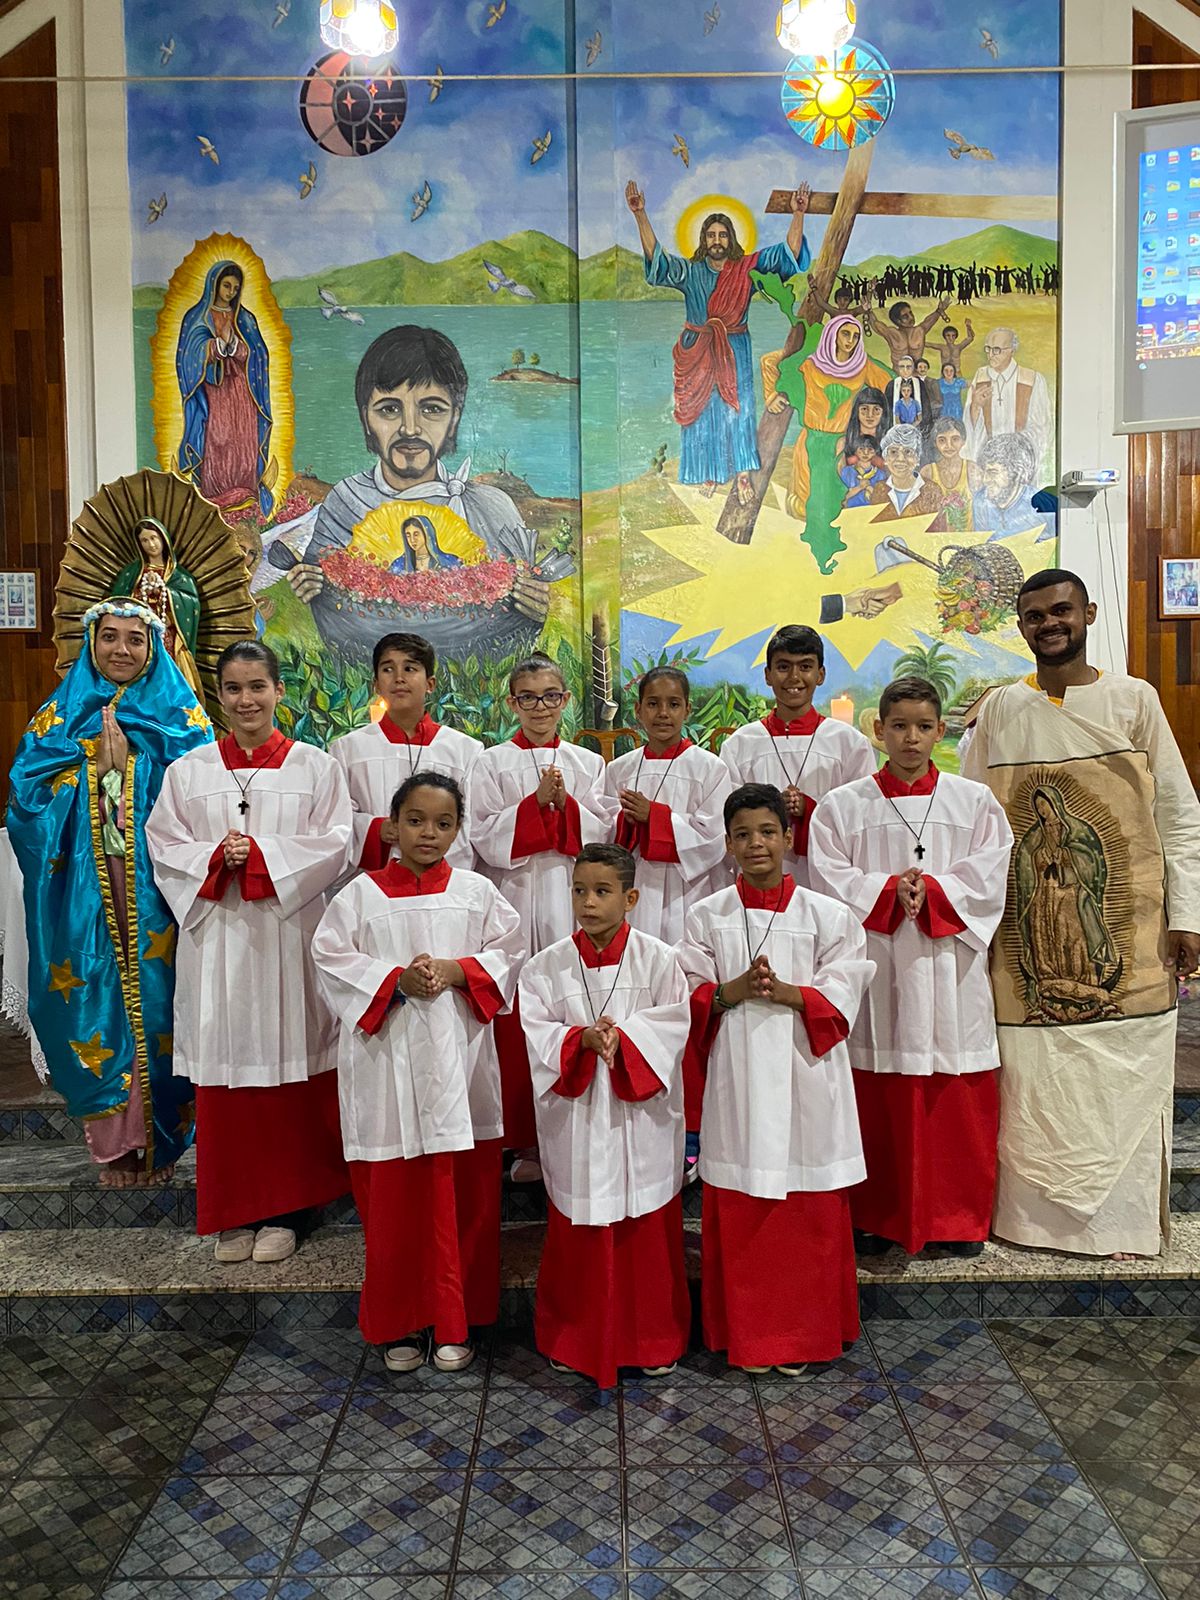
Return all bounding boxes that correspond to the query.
[349,502,487,567]
[674,194,758,260]
[53,468,256,732]
[150,233,295,517]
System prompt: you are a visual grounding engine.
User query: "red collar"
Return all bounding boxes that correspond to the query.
[368,858,453,897]
[572,921,632,968]
[762,709,822,737]
[642,738,693,759]
[512,730,560,751]
[736,874,795,911]
[219,728,292,770]
[379,712,439,747]
[874,764,939,799]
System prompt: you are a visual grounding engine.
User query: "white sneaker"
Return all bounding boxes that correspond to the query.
[251,1226,296,1263]
[433,1342,475,1372]
[213,1228,255,1263]
[384,1336,426,1373]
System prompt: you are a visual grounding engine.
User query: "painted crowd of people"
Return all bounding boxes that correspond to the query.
[8,571,1200,1387]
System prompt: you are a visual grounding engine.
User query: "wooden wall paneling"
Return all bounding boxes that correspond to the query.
[0,22,67,811]
[1130,13,1200,784]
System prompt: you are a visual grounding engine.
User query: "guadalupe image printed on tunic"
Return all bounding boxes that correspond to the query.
[988,757,1176,1027]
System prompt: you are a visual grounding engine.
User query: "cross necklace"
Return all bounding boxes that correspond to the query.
[879,787,938,861]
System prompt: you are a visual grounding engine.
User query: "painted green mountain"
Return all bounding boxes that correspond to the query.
[130,223,1056,312]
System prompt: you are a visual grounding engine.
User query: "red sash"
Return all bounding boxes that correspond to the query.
[672,253,758,427]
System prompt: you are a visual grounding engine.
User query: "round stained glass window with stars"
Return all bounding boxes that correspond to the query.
[780,39,895,151]
[300,50,407,158]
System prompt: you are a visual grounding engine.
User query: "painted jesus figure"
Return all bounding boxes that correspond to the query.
[626,178,812,504]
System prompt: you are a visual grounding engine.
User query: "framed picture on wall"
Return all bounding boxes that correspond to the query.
[0,571,37,631]
[1160,556,1200,618]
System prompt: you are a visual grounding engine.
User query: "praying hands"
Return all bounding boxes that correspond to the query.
[95,704,129,780]
[536,766,567,810]
[896,868,927,920]
[221,829,251,869]
[722,955,806,1012]
[618,787,652,823]
[399,954,465,1000]
[582,1014,620,1064]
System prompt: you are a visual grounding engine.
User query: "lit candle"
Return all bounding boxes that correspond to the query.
[830,693,854,724]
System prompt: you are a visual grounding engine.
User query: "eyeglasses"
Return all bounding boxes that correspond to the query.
[514,691,566,710]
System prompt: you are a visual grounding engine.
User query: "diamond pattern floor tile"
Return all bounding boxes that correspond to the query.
[934,1462,1135,1565]
[458,1469,622,1572]
[114,1474,311,1579]
[622,1382,767,1467]
[1033,1378,1199,1460]
[36,1387,206,1476]
[1118,1318,1200,1381]
[0,1581,98,1600]
[179,1390,343,1476]
[102,1582,274,1599]
[974,1566,1163,1599]
[777,1461,959,1567]
[1082,1458,1200,1561]
[984,1320,1144,1384]
[895,1380,1066,1463]
[327,1388,483,1471]
[276,1579,447,1599]
[92,1332,246,1399]
[1147,1563,1200,1599]
[0,1333,126,1395]
[626,1464,791,1570]
[222,1332,363,1393]
[870,1320,1013,1384]
[0,1396,68,1473]
[0,1474,161,1583]
[760,1380,915,1465]
[477,1384,619,1469]
[455,1577,628,1599]
[288,1470,465,1576]
[628,1574,803,1598]
[801,1571,974,1598]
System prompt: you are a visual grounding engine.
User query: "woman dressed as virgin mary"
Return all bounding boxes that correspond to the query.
[176,260,273,517]
[7,600,214,1185]
[113,518,203,698]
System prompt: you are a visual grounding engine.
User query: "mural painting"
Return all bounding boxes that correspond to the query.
[124,0,1062,761]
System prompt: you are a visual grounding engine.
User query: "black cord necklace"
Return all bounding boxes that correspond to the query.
[766,716,820,795]
[741,881,789,964]
[224,741,272,819]
[879,781,939,862]
[576,935,629,1024]
[633,741,685,808]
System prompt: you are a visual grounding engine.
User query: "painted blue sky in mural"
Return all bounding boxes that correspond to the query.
[125,0,1061,281]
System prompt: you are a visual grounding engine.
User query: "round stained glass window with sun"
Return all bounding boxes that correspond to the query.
[781,40,895,150]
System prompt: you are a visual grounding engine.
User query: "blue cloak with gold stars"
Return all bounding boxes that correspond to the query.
[7,602,214,1170]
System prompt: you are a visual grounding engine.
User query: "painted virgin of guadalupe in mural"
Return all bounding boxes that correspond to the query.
[176,260,274,517]
[112,518,203,697]
[390,514,462,574]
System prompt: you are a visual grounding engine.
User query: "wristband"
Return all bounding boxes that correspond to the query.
[714,983,740,1012]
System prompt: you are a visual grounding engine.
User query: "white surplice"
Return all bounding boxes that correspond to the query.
[311,867,524,1163]
[469,738,614,953]
[603,744,732,944]
[519,928,689,1226]
[719,718,876,888]
[808,772,1013,1076]
[677,885,875,1198]
[963,671,1200,1255]
[329,720,483,872]
[145,741,352,1087]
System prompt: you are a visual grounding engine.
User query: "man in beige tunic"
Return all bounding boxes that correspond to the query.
[963,568,1200,1257]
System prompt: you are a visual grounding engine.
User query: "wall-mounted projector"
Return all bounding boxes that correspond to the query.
[1060,469,1122,491]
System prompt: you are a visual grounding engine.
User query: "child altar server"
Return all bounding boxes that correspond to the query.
[808,676,1013,1257]
[519,843,692,1387]
[679,783,874,1374]
[719,625,875,888]
[603,667,731,945]
[145,642,353,1264]
[312,772,523,1373]
[470,653,613,1182]
[330,632,481,874]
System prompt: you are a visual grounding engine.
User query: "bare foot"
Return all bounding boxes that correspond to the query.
[141,1163,176,1188]
[1111,1251,1143,1261]
[98,1152,140,1189]
[736,471,754,506]
[699,481,716,499]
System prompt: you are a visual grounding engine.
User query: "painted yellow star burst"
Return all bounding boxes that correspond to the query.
[50,769,79,795]
[70,1032,115,1077]
[29,702,63,739]
[79,737,99,759]
[781,42,895,151]
[626,482,1051,672]
[144,927,176,967]
[48,959,85,1003]
[186,704,212,733]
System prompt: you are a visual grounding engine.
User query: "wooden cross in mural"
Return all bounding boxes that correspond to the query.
[715,143,1058,544]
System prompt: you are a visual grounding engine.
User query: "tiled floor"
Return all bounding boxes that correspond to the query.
[2,1321,1200,1597]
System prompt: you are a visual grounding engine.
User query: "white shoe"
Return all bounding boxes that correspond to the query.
[384,1336,426,1373]
[251,1226,296,1263]
[433,1342,475,1372]
[509,1155,543,1184]
[213,1228,255,1263]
